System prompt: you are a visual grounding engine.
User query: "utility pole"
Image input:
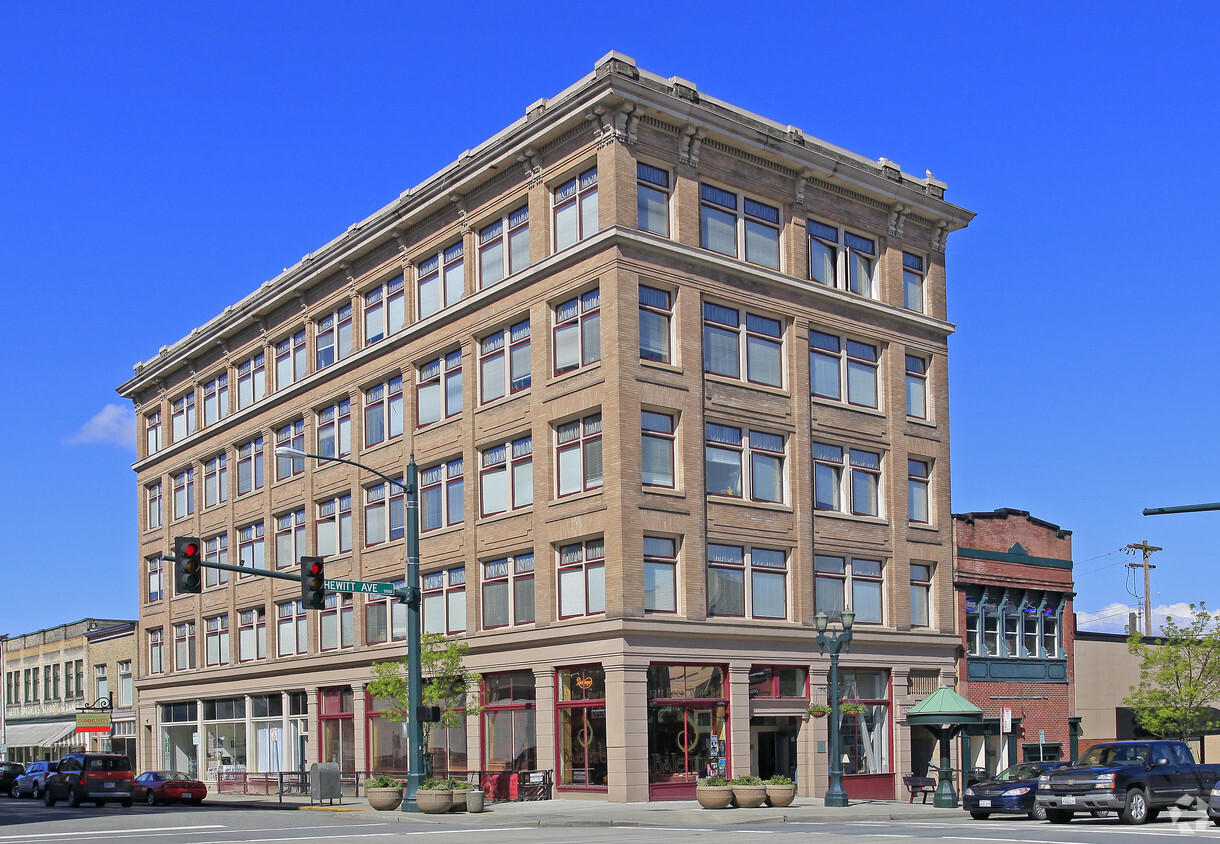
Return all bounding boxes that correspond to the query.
[1124,540,1162,635]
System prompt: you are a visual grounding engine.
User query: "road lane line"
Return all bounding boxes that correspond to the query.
[0,826,226,841]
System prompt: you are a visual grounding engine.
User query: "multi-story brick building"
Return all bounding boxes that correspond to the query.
[954,509,1076,778]
[84,621,138,764]
[118,52,973,801]
[2,619,135,764]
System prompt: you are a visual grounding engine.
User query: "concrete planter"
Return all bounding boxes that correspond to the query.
[366,787,403,811]
[731,784,768,808]
[415,789,454,814]
[696,784,734,809]
[765,784,796,807]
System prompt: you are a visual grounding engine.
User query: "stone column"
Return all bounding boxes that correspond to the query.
[727,664,753,777]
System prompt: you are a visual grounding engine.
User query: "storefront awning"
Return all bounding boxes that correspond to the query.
[4,721,78,748]
[906,686,984,727]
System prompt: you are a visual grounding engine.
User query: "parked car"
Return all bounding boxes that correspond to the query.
[0,762,25,796]
[1037,740,1220,824]
[42,753,134,808]
[14,761,54,799]
[964,761,1068,820]
[133,771,207,806]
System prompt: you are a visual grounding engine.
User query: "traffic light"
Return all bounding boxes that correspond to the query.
[300,556,326,610]
[417,705,442,723]
[173,536,203,594]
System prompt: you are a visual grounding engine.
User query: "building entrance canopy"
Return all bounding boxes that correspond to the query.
[907,686,983,808]
[6,721,77,748]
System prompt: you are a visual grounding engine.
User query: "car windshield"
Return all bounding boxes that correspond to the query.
[1077,745,1149,766]
[86,757,132,772]
[993,764,1045,781]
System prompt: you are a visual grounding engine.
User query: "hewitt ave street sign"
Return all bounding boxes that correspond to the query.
[324,578,396,596]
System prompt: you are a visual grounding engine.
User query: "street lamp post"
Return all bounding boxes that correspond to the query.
[274,446,425,813]
[814,609,855,808]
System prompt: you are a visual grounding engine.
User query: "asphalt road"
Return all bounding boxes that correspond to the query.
[4,799,1220,843]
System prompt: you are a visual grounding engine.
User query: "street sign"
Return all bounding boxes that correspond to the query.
[324,578,396,596]
[76,712,111,733]
[1001,707,1012,733]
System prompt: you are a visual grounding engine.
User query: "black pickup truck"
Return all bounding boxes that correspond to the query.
[1036,740,1220,824]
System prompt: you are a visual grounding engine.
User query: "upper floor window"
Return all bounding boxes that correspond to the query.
[316,305,353,370]
[905,355,928,419]
[707,544,788,620]
[236,436,264,495]
[554,167,598,250]
[480,436,533,517]
[558,537,605,619]
[705,424,785,504]
[117,661,133,707]
[171,391,197,442]
[807,220,876,298]
[238,608,267,661]
[908,459,931,524]
[417,351,462,427]
[644,536,678,613]
[319,594,354,651]
[637,163,670,236]
[364,376,404,446]
[277,600,308,657]
[275,420,305,480]
[418,242,464,319]
[237,353,266,410]
[174,621,197,670]
[553,289,600,375]
[815,555,883,624]
[146,410,162,454]
[366,580,407,645]
[317,494,353,556]
[146,556,164,603]
[965,589,1063,658]
[276,330,307,389]
[275,508,306,569]
[238,522,266,571]
[813,443,881,517]
[172,468,194,519]
[422,567,466,634]
[642,411,676,489]
[480,320,531,403]
[204,533,229,588]
[203,453,228,508]
[700,184,780,270]
[364,275,406,345]
[148,629,164,675]
[910,564,932,628]
[479,206,530,288]
[205,615,230,667]
[749,666,808,699]
[202,375,229,427]
[639,285,673,364]
[317,398,352,458]
[556,412,602,497]
[703,303,783,388]
[810,331,878,408]
[364,479,404,546]
[147,481,162,529]
[903,252,926,312]
[482,553,535,629]
[421,458,464,531]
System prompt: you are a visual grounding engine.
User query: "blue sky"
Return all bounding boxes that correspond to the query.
[3,1,1218,637]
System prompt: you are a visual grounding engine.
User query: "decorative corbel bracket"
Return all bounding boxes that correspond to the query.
[933,220,949,253]
[888,204,908,238]
[678,124,705,167]
[517,147,542,188]
[795,168,815,209]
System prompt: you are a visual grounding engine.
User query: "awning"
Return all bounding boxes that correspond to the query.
[4,721,78,748]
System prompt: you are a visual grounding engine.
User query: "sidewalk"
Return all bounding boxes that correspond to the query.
[204,790,966,827]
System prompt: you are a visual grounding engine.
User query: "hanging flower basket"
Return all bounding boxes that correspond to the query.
[840,702,867,716]
[807,704,830,718]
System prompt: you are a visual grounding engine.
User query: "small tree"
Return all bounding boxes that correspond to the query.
[1124,602,1220,740]
[367,632,483,775]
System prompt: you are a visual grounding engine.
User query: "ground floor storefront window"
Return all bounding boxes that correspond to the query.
[557,666,607,789]
[367,694,408,772]
[483,670,536,772]
[204,697,248,780]
[646,664,728,799]
[836,670,892,799]
[319,687,354,772]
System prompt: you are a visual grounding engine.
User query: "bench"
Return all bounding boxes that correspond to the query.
[902,774,936,803]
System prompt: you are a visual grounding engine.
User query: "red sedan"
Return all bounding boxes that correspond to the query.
[132,771,207,806]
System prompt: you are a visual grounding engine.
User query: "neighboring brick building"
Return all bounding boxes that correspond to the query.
[1,619,135,764]
[953,509,1075,777]
[118,52,973,801]
[84,622,138,764]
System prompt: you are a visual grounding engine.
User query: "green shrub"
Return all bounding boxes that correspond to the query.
[447,778,473,790]
[730,775,763,786]
[699,775,729,787]
[420,777,453,790]
[766,775,793,785]
[364,773,401,789]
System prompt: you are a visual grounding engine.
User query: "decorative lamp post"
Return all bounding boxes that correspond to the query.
[274,446,425,812]
[814,609,855,807]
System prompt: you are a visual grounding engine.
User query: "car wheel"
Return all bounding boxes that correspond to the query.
[146,790,157,806]
[42,787,55,807]
[67,789,80,808]
[1212,816,1220,827]
[31,782,40,800]
[1029,802,1048,821]
[1120,788,1151,825]
[120,799,132,808]
[969,810,991,820]
[1047,808,1074,824]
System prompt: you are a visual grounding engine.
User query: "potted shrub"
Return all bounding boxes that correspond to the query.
[806,704,830,718]
[695,775,733,809]
[415,778,454,814]
[447,778,484,812]
[764,774,796,807]
[840,702,867,717]
[729,774,768,808]
[364,774,403,811]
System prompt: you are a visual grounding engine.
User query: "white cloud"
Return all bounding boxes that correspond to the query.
[65,403,136,449]
[1076,601,1198,634]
